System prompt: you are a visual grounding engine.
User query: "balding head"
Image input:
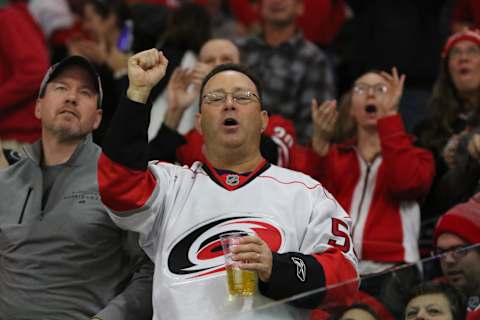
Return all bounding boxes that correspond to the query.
[199,39,240,68]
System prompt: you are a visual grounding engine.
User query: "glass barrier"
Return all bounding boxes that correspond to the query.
[219,243,480,320]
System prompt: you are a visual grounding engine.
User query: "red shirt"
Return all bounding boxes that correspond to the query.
[452,0,480,29]
[228,0,347,45]
[0,3,49,142]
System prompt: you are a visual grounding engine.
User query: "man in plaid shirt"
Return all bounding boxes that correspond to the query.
[237,0,335,144]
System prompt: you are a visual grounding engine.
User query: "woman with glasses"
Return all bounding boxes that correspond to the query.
[299,68,435,318]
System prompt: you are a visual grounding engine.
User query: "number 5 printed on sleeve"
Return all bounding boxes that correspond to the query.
[328,218,351,253]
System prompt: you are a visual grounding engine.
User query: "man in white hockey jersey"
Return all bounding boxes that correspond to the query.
[98,49,358,320]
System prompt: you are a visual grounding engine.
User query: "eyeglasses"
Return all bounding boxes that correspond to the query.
[449,46,480,60]
[352,83,388,96]
[202,91,260,105]
[432,244,473,260]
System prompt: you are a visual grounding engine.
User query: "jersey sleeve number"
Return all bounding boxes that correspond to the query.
[328,218,351,253]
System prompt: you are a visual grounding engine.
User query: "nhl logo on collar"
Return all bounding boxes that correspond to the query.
[225,174,240,186]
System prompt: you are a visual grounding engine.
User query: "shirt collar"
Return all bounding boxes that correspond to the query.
[24,134,95,166]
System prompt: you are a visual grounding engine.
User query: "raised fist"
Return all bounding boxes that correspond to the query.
[127,49,169,103]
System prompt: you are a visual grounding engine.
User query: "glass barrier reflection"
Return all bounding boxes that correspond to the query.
[226,243,480,320]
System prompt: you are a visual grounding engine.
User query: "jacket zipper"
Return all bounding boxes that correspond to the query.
[18,187,33,224]
[353,164,371,236]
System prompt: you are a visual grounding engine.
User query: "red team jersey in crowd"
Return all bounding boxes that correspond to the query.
[467,303,480,320]
[177,115,297,168]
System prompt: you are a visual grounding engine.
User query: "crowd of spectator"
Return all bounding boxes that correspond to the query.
[1,0,480,319]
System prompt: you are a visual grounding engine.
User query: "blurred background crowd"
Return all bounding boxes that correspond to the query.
[1,0,480,319]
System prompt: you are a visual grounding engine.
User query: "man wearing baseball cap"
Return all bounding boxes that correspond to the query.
[0,55,153,320]
[434,193,480,319]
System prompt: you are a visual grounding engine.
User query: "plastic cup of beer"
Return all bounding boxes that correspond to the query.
[219,231,257,296]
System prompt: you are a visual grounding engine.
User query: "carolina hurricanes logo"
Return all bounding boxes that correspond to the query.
[167,216,284,279]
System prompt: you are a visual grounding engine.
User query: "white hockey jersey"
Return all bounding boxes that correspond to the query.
[99,156,358,320]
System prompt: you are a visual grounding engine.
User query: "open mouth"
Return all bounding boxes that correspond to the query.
[447,270,463,276]
[271,7,285,13]
[59,110,78,118]
[459,67,470,75]
[446,270,464,280]
[365,104,378,114]
[223,118,238,126]
[269,3,286,12]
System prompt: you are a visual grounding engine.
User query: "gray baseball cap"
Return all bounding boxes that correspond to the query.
[38,55,103,108]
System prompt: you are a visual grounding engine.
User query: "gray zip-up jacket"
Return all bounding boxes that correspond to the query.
[0,137,153,320]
